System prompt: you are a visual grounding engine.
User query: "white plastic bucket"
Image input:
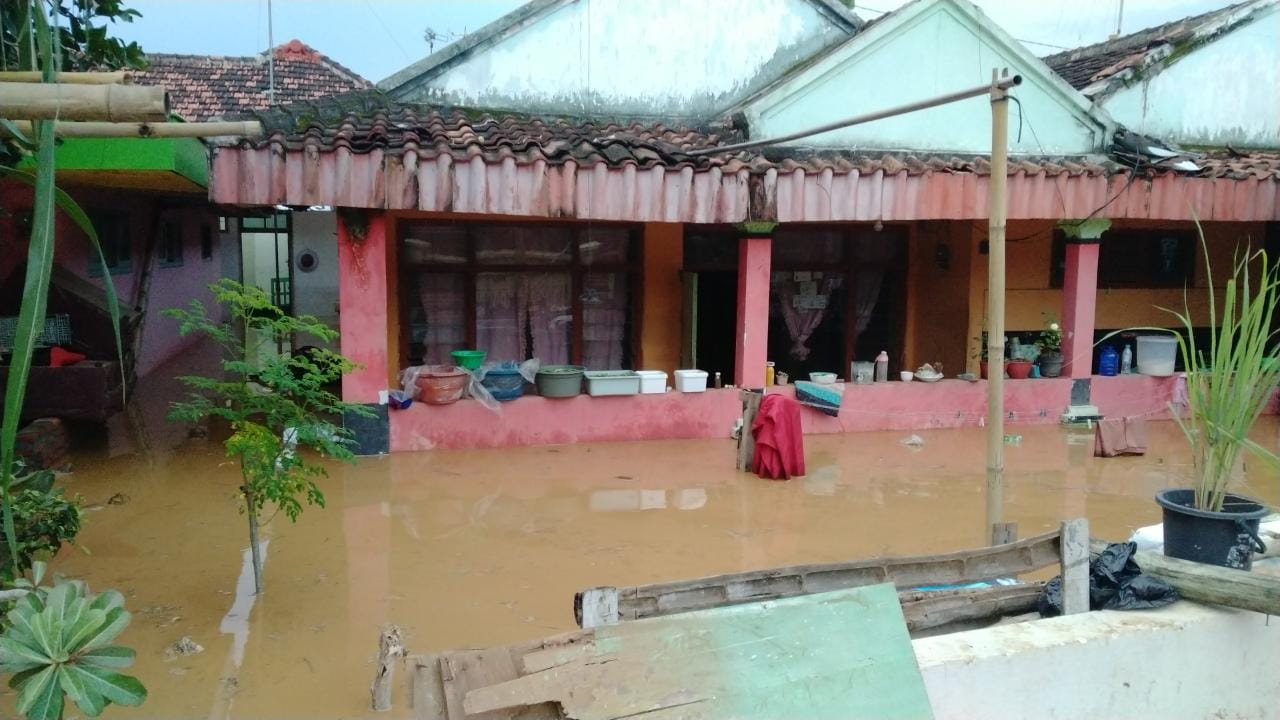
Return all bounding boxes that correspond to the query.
[636,370,668,394]
[674,369,708,392]
[1136,335,1178,377]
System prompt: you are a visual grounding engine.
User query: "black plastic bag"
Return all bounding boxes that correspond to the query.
[1038,541,1179,617]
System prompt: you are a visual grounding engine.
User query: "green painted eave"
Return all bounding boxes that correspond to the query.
[19,135,208,189]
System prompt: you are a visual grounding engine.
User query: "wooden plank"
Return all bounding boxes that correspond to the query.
[990,521,1018,546]
[464,584,934,720]
[576,586,618,629]
[577,529,1062,626]
[1091,540,1280,616]
[1059,518,1090,615]
[901,583,1043,633]
[411,631,591,720]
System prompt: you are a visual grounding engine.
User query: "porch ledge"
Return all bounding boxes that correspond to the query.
[388,374,1201,451]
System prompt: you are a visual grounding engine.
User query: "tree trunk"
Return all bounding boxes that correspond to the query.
[245,487,263,594]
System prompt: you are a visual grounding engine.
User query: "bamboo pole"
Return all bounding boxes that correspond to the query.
[985,69,1011,545]
[0,119,262,139]
[0,82,167,121]
[0,70,133,84]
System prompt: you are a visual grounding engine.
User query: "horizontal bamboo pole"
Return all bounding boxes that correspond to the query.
[1091,541,1280,616]
[0,120,262,139]
[0,70,133,84]
[0,82,167,121]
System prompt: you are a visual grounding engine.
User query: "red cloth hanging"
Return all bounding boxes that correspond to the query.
[751,393,806,480]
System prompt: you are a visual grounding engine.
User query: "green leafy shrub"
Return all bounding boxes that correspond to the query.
[0,563,145,720]
[166,279,369,593]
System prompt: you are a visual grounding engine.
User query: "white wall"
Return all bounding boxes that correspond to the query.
[387,0,854,118]
[741,0,1107,154]
[1099,5,1280,149]
[290,210,339,350]
[915,603,1280,719]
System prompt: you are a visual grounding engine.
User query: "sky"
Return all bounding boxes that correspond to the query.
[108,0,1238,84]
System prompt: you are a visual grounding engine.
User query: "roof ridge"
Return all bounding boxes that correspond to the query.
[1044,0,1261,65]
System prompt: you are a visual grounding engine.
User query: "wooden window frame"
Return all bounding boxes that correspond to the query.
[158,220,184,268]
[399,221,642,368]
[87,211,132,277]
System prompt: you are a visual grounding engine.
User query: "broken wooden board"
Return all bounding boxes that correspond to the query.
[576,529,1061,627]
[463,584,933,720]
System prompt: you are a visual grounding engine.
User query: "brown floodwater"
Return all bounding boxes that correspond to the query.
[16,418,1280,719]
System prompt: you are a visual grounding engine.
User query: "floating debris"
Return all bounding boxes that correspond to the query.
[900,434,925,448]
[164,636,204,661]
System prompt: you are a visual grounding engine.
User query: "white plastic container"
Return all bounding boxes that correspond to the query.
[636,370,668,394]
[674,369,708,393]
[1136,335,1178,376]
[584,371,640,396]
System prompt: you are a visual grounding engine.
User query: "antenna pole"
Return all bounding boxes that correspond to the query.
[267,0,276,105]
[1113,0,1125,37]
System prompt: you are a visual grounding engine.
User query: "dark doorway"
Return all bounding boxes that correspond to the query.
[694,271,736,384]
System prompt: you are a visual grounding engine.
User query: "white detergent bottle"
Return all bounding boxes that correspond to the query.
[874,351,889,382]
[1121,344,1133,374]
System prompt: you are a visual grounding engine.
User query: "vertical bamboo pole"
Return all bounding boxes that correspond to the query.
[986,70,1010,545]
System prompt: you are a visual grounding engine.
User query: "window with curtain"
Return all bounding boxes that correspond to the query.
[402,222,637,369]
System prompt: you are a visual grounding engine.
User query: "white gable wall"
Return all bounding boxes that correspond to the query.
[389,0,854,118]
[1098,6,1280,149]
[739,0,1107,155]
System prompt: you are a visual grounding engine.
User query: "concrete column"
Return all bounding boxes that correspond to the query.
[1059,219,1110,379]
[337,210,391,403]
[734,236,772,388]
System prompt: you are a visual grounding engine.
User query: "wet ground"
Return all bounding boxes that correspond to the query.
[16,417,1280,718]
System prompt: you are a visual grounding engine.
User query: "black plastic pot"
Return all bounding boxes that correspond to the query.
[1155,488,1269,569]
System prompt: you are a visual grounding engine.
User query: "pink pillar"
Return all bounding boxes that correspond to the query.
[734,236,772,388]
[1061,242,1100,379]
[338,212,392,403]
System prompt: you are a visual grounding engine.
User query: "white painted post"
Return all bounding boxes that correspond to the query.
[1060,518,1090,615]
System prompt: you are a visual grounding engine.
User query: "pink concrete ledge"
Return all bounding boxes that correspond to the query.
[388,375,1202,451]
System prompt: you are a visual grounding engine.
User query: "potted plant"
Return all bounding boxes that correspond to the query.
[1149,238,1280,568]
[973,329,1005,380]
[1038,318,1064,378]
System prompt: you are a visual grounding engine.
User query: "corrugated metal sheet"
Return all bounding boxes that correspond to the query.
[211,144,1280,223]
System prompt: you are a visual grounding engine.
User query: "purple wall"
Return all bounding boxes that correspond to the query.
[0,183,228,378]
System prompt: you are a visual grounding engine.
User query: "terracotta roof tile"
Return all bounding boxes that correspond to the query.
[135,40,371,121]
[223,91,1280,181]
[1043,1,1265,91]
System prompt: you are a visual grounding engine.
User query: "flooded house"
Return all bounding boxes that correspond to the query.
[0,40,368,423]
[204,0,1280,454]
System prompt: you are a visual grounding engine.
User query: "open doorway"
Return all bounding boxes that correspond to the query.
[239,212,292,366]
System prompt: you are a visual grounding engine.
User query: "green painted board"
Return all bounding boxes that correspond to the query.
[465,583,934,720]
[17,135,208,187]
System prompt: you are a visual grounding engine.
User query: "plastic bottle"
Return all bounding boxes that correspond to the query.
[874,351,889,382]
[1099,345,1120,376]
[765,361,776,386]
[713,371,723,389]
[1121,344,1133,374]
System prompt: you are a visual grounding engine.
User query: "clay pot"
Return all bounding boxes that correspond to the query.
[1039,351,1064,378]
[1006,360,1033,379]
[415,365,468,405]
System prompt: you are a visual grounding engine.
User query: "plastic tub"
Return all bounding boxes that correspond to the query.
[585,371,640,397]
[636,370,668,394]
[415,365,468,405]
[481,366,524,401]
[451,349,486,370]
[809,372,836,384]
[1136,335,1178,376]
[535,365,584,398]
[674,369,708,393]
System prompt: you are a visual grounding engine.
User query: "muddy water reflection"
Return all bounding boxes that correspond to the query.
[35,420,1280,718]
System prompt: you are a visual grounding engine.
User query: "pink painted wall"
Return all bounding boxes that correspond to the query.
[337,212,392,403]
[1061,243,1100,380]
[387,375,1241,452]
[0,183,223,378]
[734,236,771,388]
